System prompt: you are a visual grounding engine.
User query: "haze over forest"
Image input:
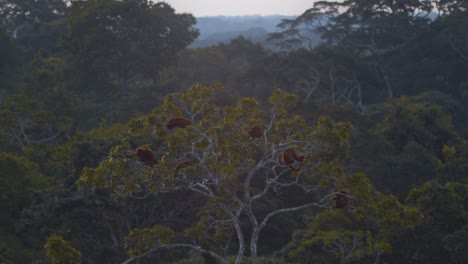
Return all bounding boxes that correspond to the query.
[0,1,467,264]
[191,15,319,48]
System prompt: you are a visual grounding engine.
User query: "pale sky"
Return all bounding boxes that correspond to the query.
[160,0,316,17]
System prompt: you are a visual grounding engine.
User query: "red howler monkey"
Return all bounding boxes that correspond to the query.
[166,117,192,129]
[248,125,263,138]
[333,190,351,208]
[281,148,305,171]
[135,147,158,166]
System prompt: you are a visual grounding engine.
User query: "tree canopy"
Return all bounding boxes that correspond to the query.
[1,0,467,263]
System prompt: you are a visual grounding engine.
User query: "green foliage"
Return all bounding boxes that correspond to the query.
[0,243,14,264]
[0,53,93,151]
[378,96,456,152]
[44,235,81,264]
[283,173,421,264]
[0,0,67,29]
[0,152,49,262]
[60,0,198,98]
[0,0,68,60]
[76,84,354,262]
[438,142,468,183]
[125,225,174,257]
[2,0,468,263]
[49,123,128,185]
[80,84,352,194]
[349,95,462,197]
[0,26,21,90]
[443,224,468,263]
[400,181,468,263]
[0,92,72,150]
[0,152,48,215]
[165,36,276,99]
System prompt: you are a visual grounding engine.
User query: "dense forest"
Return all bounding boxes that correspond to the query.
[0,0,467,263]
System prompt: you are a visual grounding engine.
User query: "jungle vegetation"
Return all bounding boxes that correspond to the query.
[0,0,467,263]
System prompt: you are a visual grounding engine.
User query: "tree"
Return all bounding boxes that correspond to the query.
[281,173,421,264]
[438,142,468,184]
[60,0,198,100]
[399,181,468,264]
[434,0,468,15]
[0,0,67,30]
[269,0,433,99]
[76,84,354,263]
[0,152,49,262]
[0,0,68,57]
[45,235,81,264]
[0,87,72,150]
[169,36,273,99]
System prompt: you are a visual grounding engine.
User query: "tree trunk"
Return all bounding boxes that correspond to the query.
[233,218,245,264]
[250,227,261,264]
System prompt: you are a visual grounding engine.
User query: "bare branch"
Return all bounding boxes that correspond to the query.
[10,128,25,148]
[29,130,62,143]
[449,37,468,62]
[121,243,228,264]
[257,192,336,234]
[188,182,214,197]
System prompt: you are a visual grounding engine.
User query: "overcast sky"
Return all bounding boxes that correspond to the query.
[160,0,315,17]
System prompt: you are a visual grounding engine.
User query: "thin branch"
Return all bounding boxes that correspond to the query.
[121,243,227,264]
[258,192,335,231]
[251,165,290,202]
[29,130,62,143]
[345,235,359,260]
[449,37,468,62]
[10,128,25,148]
[125,193,151,200]
[19,120,30,145]
[373,249,383,264]
[188,183,214,197]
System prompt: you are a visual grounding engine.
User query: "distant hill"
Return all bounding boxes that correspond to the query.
[190,15,318,49]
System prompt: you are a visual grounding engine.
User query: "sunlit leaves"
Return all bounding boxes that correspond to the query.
[77,84,354,262]
[125,225,174,257]
[45,235,81,264]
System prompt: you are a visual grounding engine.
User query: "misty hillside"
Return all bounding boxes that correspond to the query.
[191,15,318,48]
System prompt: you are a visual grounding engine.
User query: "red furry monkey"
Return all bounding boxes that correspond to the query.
[333,190,351,208]
[248,125,263,138]
[135,147,158,166]
[166,117,192,129]
[281,148,305,172]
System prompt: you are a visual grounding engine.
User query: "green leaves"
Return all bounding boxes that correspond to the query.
[284,173,422,263]
[62,0,198,94]
[125,225,174,257]
[79,84,352,198]
[404,181,468,263]
[74,84,355,262]
[45,235,81,264]
[0,153,48,214]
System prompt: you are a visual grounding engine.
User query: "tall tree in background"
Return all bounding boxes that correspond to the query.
[269,0,433,99]
[60,0,199,101]
[0,0,68,56]
[0,0,67,31]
